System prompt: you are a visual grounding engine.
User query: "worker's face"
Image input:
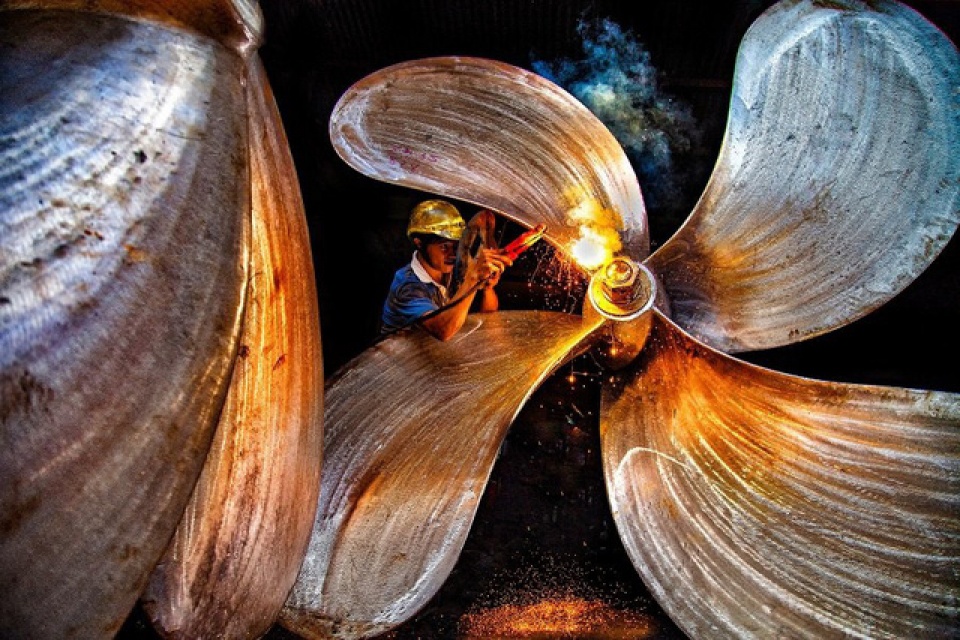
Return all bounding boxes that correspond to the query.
[420,238,458,275]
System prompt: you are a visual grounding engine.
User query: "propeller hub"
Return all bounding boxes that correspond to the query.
[588,257,656,321]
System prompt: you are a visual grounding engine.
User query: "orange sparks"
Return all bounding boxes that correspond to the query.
[460,597,656,639]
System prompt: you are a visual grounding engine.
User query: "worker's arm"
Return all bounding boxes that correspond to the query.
[476,257,503,312]
[477,286,499,313]
[419,248,511,340]
[418,280,478,341]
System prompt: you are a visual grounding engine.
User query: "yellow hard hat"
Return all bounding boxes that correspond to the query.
[407,199,465,241]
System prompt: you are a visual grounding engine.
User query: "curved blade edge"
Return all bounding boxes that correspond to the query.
[281,310,603,639]
[648,0,960,352]
[140,56,324,640]
[329,56,649,261]
[602,312,960,638]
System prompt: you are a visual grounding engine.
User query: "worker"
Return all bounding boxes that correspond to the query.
[381,199,512,340]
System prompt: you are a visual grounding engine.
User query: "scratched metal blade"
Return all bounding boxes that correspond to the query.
[329,56,649,261]
[281,311,604,640]
[3,0,262,52]
[646,0,960,353]
[602,312,960,639]
[141,57,324,640]
[0,10,250,638]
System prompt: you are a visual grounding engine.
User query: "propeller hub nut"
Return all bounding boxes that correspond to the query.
[588,257,656,321]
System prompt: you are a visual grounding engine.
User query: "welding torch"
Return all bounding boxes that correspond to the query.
[479,223,546,287]
[501,223,547,261]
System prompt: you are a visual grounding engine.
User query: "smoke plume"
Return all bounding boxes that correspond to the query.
[531,19,702,234]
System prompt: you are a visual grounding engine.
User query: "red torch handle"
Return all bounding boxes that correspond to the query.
[502,224,547,260]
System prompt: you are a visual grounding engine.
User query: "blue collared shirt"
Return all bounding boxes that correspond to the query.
[380,253,448,334]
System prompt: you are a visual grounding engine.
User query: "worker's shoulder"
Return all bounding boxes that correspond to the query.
[388,263,418,289]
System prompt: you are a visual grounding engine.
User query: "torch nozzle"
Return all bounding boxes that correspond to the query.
[502,224,547,260]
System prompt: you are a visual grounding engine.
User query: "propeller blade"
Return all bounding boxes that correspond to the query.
[0,10,250,638]
[281,311,604,639]
[329,56,649,261]
[140,56,324,639]
[602,312,960,639]
[646,0,960,353]
[3,0,262,50]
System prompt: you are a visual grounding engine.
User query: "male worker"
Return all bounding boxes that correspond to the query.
[381,199,512,340]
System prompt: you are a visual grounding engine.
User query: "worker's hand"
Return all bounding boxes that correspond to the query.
[474,247,513,289]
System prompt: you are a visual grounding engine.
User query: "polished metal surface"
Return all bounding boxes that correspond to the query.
[329,56,650,263]
[0,9,250,638]
[3,0,955,637]
[601,311,960,639]
[140,57,324,640]
[315,1,960,638]
[1,0,263,54]
[587,257,658,321]
[282,311,603,639]
[645,0,960,353]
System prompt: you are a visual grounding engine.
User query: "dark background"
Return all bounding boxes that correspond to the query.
[124,1,960,638]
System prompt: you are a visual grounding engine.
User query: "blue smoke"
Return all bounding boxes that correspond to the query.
[531,19,701,221]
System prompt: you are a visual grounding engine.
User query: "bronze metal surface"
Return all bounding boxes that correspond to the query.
[0,0,262,53]
[2,0,956,637]
[601,312,960,639]
[645,0,960,353]
[0,9,249,637]
[140,56,324,640]
[281,311,603,639]
[329,56,650,262]
[316,2,960,638]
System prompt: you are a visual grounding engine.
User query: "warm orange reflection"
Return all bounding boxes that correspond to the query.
[460,597,656,639]
[570,230,615,271]
[564,195,623,271]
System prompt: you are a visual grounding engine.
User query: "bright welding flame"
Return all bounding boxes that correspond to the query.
[564,196,623,271]
[570,228,616,271]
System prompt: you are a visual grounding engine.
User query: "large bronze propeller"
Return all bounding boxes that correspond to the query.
[1,0,957,639]
[283,1,959,638]
[1,2,323,638]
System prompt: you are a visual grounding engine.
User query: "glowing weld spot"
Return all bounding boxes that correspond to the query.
[570,231,613,271]
[563,195,623,271]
